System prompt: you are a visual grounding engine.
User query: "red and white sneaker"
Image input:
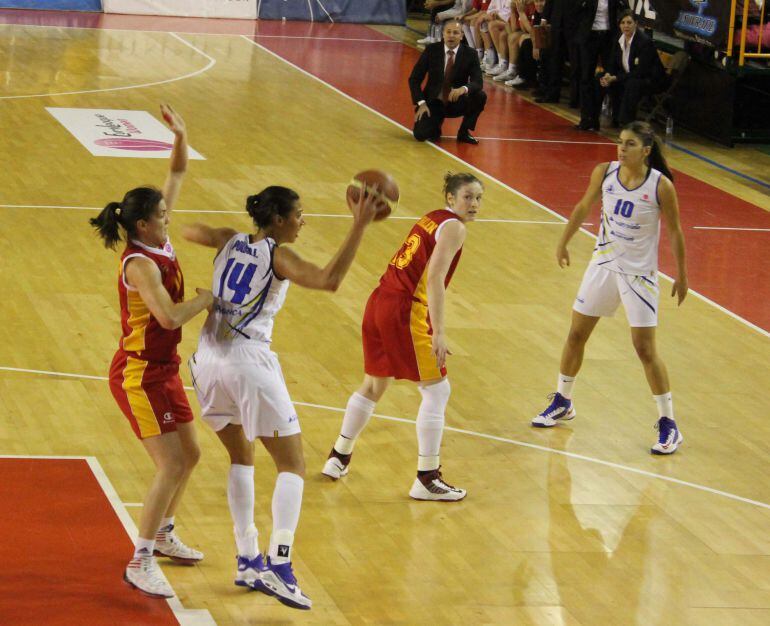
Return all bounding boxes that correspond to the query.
[321,449,351,480]
[124,555,174,599]
[409,468,466,501]
[154,525,204,565]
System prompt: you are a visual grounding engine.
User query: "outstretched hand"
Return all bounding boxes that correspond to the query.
[160,103,186,136]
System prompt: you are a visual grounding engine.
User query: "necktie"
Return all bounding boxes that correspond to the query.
[441,50,455,102]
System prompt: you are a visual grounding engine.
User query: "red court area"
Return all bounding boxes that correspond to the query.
[1,9,768,331]
[0,458,178,626]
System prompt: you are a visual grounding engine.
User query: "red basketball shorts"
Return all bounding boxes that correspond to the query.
[362,286,446,382]
[108,350,193,440]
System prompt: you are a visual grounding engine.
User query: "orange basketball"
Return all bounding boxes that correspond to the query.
[346,169,399,221]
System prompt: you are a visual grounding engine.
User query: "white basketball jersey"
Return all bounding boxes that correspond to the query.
[590,161,663,276]
[198,233,289,350]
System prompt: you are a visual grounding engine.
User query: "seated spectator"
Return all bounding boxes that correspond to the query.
[409,19,487,144]
[419,0,475,45]
[417,0,455,45]
[462,0,493,55]
[485,0,515,75]
[505,0,546,88]
[591,10,666,129]
[494,0,538,83]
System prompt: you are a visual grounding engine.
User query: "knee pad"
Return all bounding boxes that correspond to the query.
[418,378,451,412]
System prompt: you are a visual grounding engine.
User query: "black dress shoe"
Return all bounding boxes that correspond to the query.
[457,130,479,145]
[573,121,598,131]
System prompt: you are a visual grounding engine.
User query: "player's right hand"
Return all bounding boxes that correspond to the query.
[431,333,451,369]
[196,288,214,311]
[415,103,430,122]
[351,183,380,226]
[556,244,570,268]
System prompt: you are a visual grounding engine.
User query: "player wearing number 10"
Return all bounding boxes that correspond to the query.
[182,184,379,610]
[323,173,484,500]
[533,121,689,455]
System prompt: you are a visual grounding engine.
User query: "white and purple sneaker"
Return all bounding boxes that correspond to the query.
[532,392,576,427]
[651,417,683,455]
[235,553,273,595]
[261,558,312,610]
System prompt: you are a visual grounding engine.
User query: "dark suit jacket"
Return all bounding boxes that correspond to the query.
[542,0,581,30]
[606,29,665,85]
[575,0,628,42]
[408,42,483,105]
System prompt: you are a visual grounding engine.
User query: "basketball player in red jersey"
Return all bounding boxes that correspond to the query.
[90,105,213,599]
[322,172,484,500]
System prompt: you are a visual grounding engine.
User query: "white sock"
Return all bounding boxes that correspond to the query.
[557,374,576,399]
[133,537,155,559]
[156,516,174,538]
[228,464,255,539]
[416,379,450,470]
[499,57,508,67]
[269,472,304,564]
[337,392,376,454]
[236,524,259,559]
[654,393,674,420]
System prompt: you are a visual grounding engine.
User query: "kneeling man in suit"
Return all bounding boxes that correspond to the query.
[408,19,487,145]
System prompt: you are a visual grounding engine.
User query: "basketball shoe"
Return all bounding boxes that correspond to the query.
[261,558,312,610]
[321,448,351,480]
[532,392,576,427]
[235,553,274,594]
[651,417,683,455]
[124,554,174,599]
[154,524,204,564]
[409,467,466,501]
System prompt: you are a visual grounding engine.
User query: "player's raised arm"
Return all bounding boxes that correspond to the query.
[160,104,188,214]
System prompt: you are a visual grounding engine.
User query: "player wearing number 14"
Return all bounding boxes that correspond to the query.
[323,173,484,500]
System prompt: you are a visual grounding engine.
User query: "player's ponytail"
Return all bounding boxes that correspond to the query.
[442,172,483,200]
[246,186,299,229]
[625,121,674,182]
[90,186,164,250]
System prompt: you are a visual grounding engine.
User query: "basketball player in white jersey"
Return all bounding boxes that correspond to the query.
[533,121,688,455]
[182,185,379,609]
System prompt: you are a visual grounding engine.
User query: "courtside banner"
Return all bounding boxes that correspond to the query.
[0,1,101,9]
[46,108,206,159]
[103,0,256,18]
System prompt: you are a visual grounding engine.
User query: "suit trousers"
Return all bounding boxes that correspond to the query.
[578,29,613,125]
[412,91,487,141]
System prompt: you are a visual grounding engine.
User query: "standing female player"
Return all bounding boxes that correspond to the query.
[322,172,484,500]
[182,184,379,610]
[532,121,688,455]
[90,105,213,598]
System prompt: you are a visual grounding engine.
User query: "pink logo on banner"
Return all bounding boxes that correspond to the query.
[94,138,173,151]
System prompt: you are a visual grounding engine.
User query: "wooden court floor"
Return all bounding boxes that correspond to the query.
[1,14,769,626]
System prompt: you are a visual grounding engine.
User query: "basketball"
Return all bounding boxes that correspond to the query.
[347,170,399,221]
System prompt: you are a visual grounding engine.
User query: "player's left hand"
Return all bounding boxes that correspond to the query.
[671,277,688,305]
[448,87,467,103]
[431,332,452,369]
[160,104,186,136]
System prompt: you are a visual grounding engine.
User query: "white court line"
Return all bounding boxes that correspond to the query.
[123,502,144,507]
[693,226,770,232]
[0,204,593,225]
[1,365,768,512]
[252,34,400,43]
[241,35,770,339]
[0,454,216,626]
[440,135,614,146]
[0,32,214,100]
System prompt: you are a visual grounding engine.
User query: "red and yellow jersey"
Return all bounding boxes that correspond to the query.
[379,209,463,305]
[117,239,184,363]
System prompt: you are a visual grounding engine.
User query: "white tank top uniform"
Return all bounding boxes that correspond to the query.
[190,234,300,441]
[574,162,665,327]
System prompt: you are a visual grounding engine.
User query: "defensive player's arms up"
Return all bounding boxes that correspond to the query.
[125,256,212,330]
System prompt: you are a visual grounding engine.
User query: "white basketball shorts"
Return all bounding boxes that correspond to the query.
[188,344,300,441]
[573,263,659,327]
